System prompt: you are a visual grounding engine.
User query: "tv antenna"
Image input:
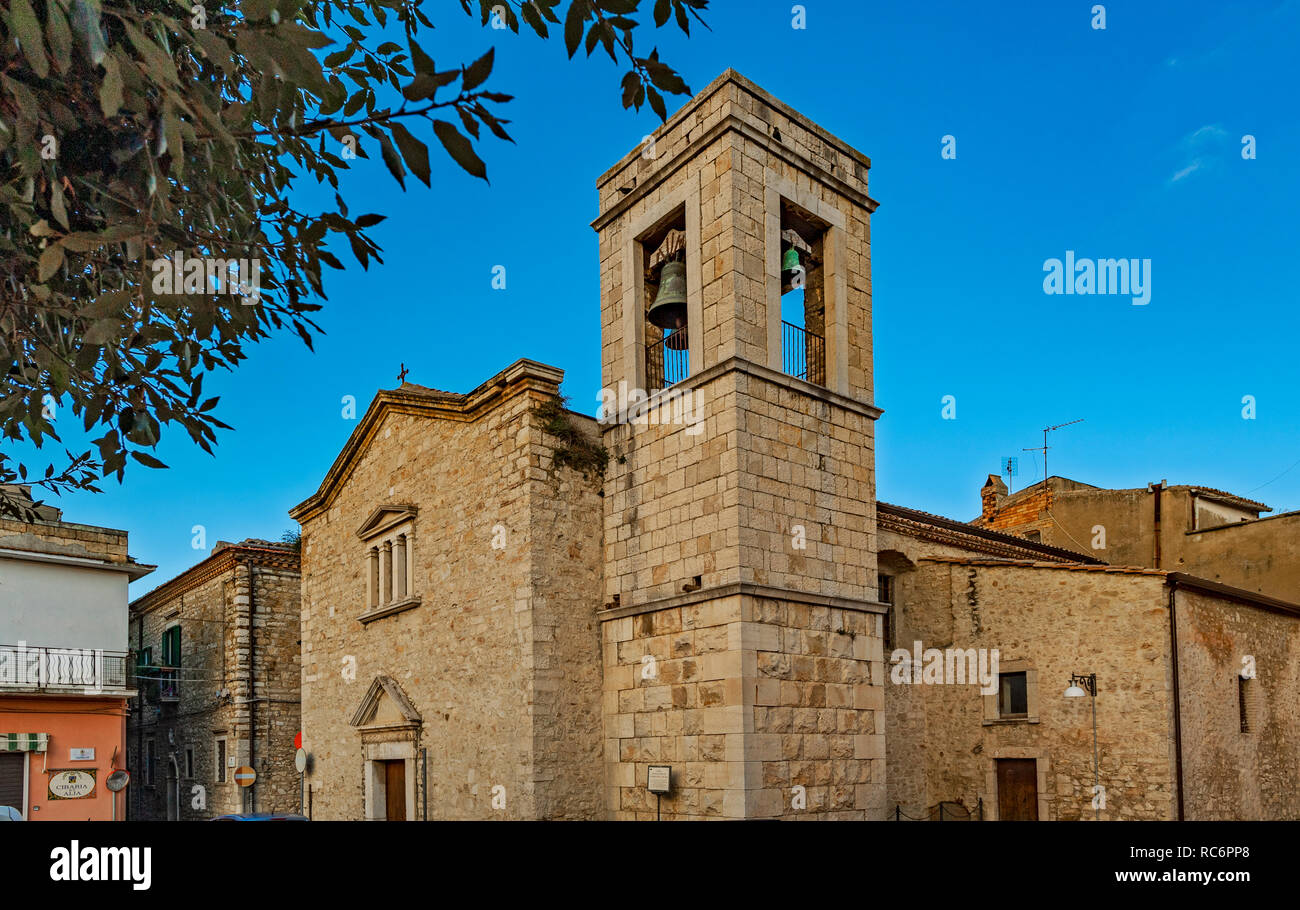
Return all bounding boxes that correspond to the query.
[1022,419,1084,483]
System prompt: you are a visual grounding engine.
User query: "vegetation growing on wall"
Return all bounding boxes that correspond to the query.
[535,395,608,481]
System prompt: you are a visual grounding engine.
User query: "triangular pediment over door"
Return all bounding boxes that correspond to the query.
[350,675,422,728]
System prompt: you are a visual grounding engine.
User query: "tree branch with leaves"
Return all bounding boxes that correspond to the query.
[0,0,706,517]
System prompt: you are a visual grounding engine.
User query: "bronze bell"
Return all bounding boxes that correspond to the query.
[664,328,688,351]
[648,259,688,330]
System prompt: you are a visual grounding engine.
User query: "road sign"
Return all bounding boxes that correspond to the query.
[234,766,257,788]
[294,731,302,750]
[295,749,307,773]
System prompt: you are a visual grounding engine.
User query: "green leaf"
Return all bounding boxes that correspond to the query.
[409,38,436,75]
[647,86,666,120]
[46,0,74,74]
[191,27,235,75]
[59,232,101,252]
[564,0,587,57]
[390,123,430,186]
[50,183,69,231]
[462,47,494,91]
[99,55,123,117]
[324,47,353,68]
[10,0,49,78]
[620,71,640,109]
[69,0,106,65]
[82,319,118,345]
[130,451,169,469]
[401,73,440,101]
[521,0,546,37]
[377,132,406,188]
[433,119,487,181]
[37,244,64,281]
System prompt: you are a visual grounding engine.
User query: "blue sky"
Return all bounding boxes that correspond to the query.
[20,0,1300,593]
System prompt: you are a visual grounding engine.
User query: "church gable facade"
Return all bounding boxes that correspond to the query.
[290,359,604,820]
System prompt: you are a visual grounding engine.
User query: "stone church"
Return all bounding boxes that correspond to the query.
[290,72,1300,821]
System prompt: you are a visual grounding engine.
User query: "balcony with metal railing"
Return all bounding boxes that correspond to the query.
[0,644,130,693]
[782,320,826,386]
[646,329,690,390]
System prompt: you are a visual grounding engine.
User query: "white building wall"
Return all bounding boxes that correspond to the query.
[0,556,130,651]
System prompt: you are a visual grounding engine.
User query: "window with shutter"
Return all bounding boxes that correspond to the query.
[136,647,158,701]
[160,627,180,700]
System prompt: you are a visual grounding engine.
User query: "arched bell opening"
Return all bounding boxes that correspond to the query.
[779,199,830,386]
[641,206,690,390]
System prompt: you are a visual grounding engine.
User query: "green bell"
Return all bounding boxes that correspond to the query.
[781,246,803,288]
[648,259,688,330]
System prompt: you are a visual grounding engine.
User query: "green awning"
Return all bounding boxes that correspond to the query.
[0,733,48,752]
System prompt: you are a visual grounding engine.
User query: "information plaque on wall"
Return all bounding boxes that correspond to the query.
[48,769,96,800]
[647,765,671,794]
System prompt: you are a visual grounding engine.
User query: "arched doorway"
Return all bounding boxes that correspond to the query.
[165,756,179,821]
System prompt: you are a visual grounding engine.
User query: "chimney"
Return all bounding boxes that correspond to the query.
[980,474,1008,524]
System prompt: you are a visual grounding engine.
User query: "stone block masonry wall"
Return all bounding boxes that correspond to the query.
[1174,587,1300,819]
[601,595,883,820]
[886,562,1177,821]
[749,598,884,819]
[129,569,239,821]
[297,366,605,820]
[527,416,606,821]
[602,377,743,607]
[736,376,876,600]
[128,550,301,820]
[0,516,130,563]
[247,565,303,816]
[300,401,539,820]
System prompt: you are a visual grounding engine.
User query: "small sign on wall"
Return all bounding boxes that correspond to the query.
[49,769,96,800]
[647,765,672,794]
[69,748,95,761]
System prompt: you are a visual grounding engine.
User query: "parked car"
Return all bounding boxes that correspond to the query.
[209,812,308,821]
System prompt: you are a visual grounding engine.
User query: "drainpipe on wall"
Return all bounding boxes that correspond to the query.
[244,558,257,816]
[1150,480,1165,569]
[133,614,142,822]
[1165,580,1185,821]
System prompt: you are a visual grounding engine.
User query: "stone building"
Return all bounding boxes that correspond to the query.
[292,71,1300,821]
[974,474,1300,601]
[0,485,153,821]
[876,548,1300,820]
[127,538,300,820]
[290,362,605,820]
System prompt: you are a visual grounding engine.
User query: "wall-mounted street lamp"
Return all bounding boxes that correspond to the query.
[1065,672,1100,820]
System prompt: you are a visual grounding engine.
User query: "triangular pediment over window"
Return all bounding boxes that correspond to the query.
[350,675,422,728]
[356,504,418,541]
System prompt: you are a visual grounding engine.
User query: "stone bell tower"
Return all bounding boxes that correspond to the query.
[593,70,887,819]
